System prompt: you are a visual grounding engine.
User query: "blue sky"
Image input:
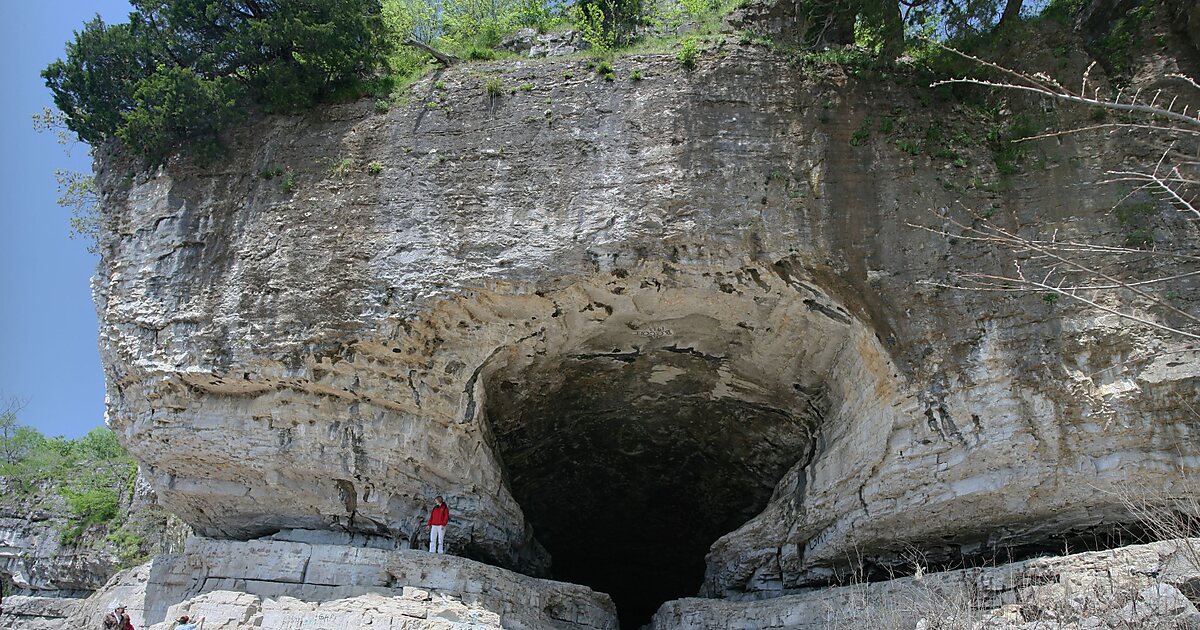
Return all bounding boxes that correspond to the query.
[0,1,132,438]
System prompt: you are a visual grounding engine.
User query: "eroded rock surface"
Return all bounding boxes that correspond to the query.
[93,44,1200,624]
[650,538,1200,629]
[0,595,84,630]
[0,471,188,608]
[60,536,616,629]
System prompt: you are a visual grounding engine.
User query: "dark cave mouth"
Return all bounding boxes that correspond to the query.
[484,349,820,628]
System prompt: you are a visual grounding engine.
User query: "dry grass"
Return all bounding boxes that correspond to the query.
[818,531,1200,630]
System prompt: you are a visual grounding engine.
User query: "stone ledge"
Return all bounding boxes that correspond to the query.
[650,538,1200,629]
[64,536,617,630]
[0,595,84,630]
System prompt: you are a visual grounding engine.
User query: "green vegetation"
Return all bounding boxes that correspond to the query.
[42,0,1158,166]
[896,138,921,155]
[1,410,182,569]
[630,69,643,81]
[485,77,506,97]
[279,171,297,193]
[985,113,1040,176]
[574,3,618,53]
[1,415,145,555]
[45,1,388,162]
[331,157,356,178]
[1125,228,1154,248]
[677,38,700,69]
[258,166,285,180]
[33,109,103,252]
[1089,1,1154,78]
[1115,201,1157,225]
[2,419,130,497]
[56,169,100,253]
[594,60,616,81]
[1116,200,1159,249]
[368,161,384,175]
[60,486,120,546]
[850,118,872,147]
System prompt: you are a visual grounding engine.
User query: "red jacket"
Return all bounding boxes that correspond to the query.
[429,503,449,526]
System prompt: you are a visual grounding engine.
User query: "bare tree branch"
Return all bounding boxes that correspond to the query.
[913,45,1199,341]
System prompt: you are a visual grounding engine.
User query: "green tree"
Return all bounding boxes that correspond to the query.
[128,0,388,112]
[77,427,126,461]
[442,0,513,48]
[1,399,41,466]
[55,170,101,253]
[44,1,390,161]
[117,67,241,162]
[791,0,1027,58]
[384,0,440,45]
[42,17,161,146]
[573,0,643,47]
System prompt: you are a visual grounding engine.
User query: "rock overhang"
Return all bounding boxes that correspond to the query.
[471,272,890,626]
[91,47,1200,624]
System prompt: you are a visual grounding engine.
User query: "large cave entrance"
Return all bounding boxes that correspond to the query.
[484,335,823,627]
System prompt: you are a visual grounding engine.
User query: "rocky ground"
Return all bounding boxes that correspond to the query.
[652,538,1200,629]
[5,535,617,630]
[7,537,1200,629]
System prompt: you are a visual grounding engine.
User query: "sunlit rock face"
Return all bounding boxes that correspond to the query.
[55,536,620,630]
[93,46,1199,625]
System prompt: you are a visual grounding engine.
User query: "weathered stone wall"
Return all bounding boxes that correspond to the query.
[92,42,1200,616]
[54,536,617,629]
[0,514,108,597]
[0,472,188,599]
[651,538,1200,629]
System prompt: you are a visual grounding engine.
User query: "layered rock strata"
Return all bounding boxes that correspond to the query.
[0,514,108,597]
[650,538,1200,629]
[0,472,187,606]
[93,43,1200,622]
[57,535,616,629]
[0,594,84,630]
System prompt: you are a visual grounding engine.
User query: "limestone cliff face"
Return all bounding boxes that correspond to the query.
[0,472,187,599]
[93,44,1199,622]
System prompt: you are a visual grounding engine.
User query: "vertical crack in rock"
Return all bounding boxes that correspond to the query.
[335,479,357,527]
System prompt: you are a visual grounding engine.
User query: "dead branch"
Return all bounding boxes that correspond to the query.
[405,39,461,66]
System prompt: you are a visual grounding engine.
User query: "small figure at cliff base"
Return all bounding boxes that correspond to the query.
[428,495,449,554]
[175,615,204,630]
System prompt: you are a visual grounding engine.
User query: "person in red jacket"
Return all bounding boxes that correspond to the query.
[428,495,449,554]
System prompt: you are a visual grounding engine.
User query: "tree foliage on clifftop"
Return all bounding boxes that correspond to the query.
[44,1,388,162]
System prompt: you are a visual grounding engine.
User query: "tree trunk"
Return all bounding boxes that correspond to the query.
[998,0,1024,29]
[879,0,906,59]
[405,39,461,66]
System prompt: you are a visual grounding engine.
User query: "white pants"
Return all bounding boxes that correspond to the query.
[429,525,445,553]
